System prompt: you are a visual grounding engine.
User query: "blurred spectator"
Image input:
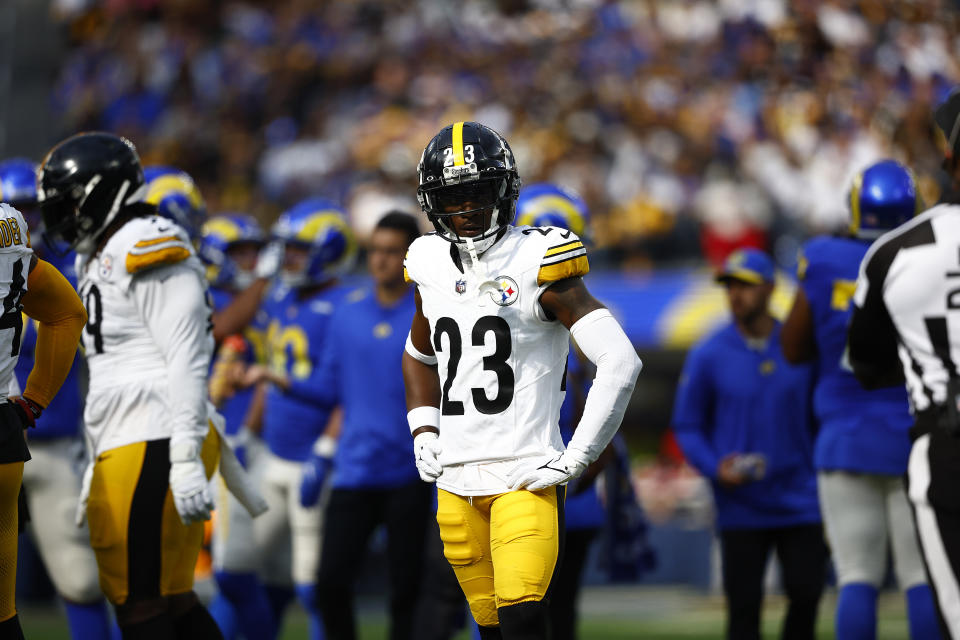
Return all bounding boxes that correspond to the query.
[45,1,960,271]
[671,249,826,640]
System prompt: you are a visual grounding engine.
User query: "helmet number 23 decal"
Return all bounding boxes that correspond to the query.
[433,315,514,415]
[442,145,475,167]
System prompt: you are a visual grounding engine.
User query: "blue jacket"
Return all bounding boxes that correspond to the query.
[317,286,421,489]
[672,321,820,530]
[799,236,912,474]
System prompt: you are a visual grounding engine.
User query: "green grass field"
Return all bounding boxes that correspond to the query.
[19,586,912,639]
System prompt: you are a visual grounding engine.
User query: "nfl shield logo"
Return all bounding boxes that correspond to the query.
[455,279,467,295]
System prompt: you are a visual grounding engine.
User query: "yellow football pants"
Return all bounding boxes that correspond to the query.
[87,432,219,605]
[0,462,23,623]
[436,486,565,628]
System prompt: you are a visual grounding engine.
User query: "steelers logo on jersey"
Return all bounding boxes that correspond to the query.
[488,276,519,306]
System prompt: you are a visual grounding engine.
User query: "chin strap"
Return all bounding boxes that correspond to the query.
[464,237,481,264]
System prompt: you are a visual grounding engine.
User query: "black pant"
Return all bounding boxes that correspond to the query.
[547,527,598,640]
[316,480,433,640]
[719,524,827,640]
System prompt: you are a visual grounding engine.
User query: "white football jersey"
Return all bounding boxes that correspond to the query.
[77,215,212,456]
[404,225,590,495]
[0,203,33,401]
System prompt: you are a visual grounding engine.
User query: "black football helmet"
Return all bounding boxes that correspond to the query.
[417,122,521,255]
[37,132,146,253]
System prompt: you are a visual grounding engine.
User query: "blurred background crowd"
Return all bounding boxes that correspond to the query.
[15,0,958,272]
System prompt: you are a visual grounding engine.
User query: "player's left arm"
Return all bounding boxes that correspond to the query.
[18,256,87,417]
[781,287,816,364]
[539,277,642,466]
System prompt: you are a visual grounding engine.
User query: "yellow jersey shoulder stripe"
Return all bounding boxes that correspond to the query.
[134,235,182,249]
[126,246,191,274]
[537,255,589,285]
[543,239,583,259]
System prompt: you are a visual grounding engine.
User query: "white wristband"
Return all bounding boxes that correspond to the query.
[407,406,440,435]
[312,435,338,458]
[405,332,438,366]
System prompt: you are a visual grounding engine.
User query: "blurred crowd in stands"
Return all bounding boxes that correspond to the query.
[47,0,960,270]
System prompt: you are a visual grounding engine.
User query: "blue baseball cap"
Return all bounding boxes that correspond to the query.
[715,248,775,285]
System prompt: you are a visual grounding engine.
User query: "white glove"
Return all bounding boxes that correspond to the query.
[507,450,589,492]
[75,461,94,528]
[169,439,214,525]
[254,241,283,280]
[413,431,443,483]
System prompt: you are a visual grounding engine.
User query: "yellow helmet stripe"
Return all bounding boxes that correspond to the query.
[452,122,465,166]
[848,170,863,236]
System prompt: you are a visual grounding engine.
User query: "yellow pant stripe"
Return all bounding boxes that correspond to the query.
[0,462,23,622]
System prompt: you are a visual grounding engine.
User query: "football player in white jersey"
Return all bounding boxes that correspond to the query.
[402,122,642,639]
[37,132,231,640]
[0,197,86,639]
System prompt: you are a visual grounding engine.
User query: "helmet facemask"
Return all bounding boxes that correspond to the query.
[420,175,514,257]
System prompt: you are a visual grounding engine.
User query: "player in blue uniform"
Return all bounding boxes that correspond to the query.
[198,214,278,640]
[1,157,113,640]
[308,211,430,640]
[673,248,825,640]
[242,198,356,640]
[781,160,939,640]
[143,166,207,241]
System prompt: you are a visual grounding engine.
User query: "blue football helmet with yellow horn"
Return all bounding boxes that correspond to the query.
[848,160,921,240]
[272,198,356,288]
[516,182,589,238]
[199,213,266,289]
[0,158,37,207]
[143,165,206,240]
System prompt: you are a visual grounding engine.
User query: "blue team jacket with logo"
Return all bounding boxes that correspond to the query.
[317,285,421,489]
[672,321,821,530]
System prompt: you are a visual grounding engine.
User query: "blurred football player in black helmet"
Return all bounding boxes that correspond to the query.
[38,132,264,640]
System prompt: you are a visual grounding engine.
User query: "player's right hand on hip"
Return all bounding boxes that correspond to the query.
[413,431,443,483]
[169,440,214,525]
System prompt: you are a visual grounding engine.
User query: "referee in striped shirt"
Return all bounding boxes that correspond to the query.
[848,88,960,639]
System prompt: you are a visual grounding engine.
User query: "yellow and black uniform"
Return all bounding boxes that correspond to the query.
[76,215,217,607]
[404,226,585,627]
[0,203,86,634]
[88,430,219,605]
